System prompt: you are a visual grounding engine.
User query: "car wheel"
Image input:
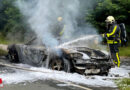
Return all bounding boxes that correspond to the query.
[49,58,71,72]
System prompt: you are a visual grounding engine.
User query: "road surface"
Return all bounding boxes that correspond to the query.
[0,56,130,90]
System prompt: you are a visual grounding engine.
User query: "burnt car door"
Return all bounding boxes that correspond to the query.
[24,45,47,66]
[16,44,47,66]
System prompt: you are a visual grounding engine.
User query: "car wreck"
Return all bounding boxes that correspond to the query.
[7,37,113,75]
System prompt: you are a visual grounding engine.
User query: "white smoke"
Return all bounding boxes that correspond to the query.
[15,0,98,48]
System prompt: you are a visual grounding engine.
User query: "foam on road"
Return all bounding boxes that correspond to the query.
[0,63,129,87]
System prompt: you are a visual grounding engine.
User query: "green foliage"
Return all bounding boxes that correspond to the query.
[0,48,8,56]
[115,78,130,90]
[119,43,130,57]
[0,33,8,44]
[0,0,26,40]
[86,0,130,34]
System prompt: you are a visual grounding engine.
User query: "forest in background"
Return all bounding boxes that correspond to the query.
[0,0,130,43]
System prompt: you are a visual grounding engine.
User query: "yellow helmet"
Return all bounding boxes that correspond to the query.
[105,16,115,24]
[57,17,63,22]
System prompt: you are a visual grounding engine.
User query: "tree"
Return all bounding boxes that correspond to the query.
[0,0,28,42]
[86,0,130,34]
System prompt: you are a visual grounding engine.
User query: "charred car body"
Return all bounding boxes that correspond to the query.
[7,38,113,75]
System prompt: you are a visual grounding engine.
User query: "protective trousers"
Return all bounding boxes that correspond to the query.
[109,44,120,67]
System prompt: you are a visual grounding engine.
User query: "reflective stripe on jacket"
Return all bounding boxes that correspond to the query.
[107,40,121,44]
[106,25,117,37]
[59,25,66,36]
[106,24,121,44]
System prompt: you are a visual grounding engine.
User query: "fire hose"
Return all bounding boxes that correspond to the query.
[0,62,92,90]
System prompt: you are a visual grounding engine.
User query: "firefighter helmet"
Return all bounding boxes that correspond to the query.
[57,17,63,22]
[105,16,115,24]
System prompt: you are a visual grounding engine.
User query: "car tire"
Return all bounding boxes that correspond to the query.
[49,58,71,72]
[63,58,71,72]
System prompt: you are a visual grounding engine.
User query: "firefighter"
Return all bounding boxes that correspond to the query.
[57,17,69,43]
[102,16,121,67]
[57,17,65,36]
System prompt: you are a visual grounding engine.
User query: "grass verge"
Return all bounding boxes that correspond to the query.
[119,43,130,57]
[0,34,10,44]
[115,78,130,90]
[0,48,8,56]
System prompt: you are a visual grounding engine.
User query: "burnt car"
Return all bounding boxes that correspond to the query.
[7,38,113,75]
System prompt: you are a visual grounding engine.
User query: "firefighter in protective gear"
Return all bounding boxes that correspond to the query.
[102,16,121,67]
[57,17,65,36]
[55,17,67,43]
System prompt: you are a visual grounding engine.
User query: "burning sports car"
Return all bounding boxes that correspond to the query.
[7,37,113,75]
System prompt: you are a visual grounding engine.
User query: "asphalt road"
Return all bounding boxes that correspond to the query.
[0,80,117,90]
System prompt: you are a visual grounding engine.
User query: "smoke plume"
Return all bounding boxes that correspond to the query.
[15,0,98,48]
